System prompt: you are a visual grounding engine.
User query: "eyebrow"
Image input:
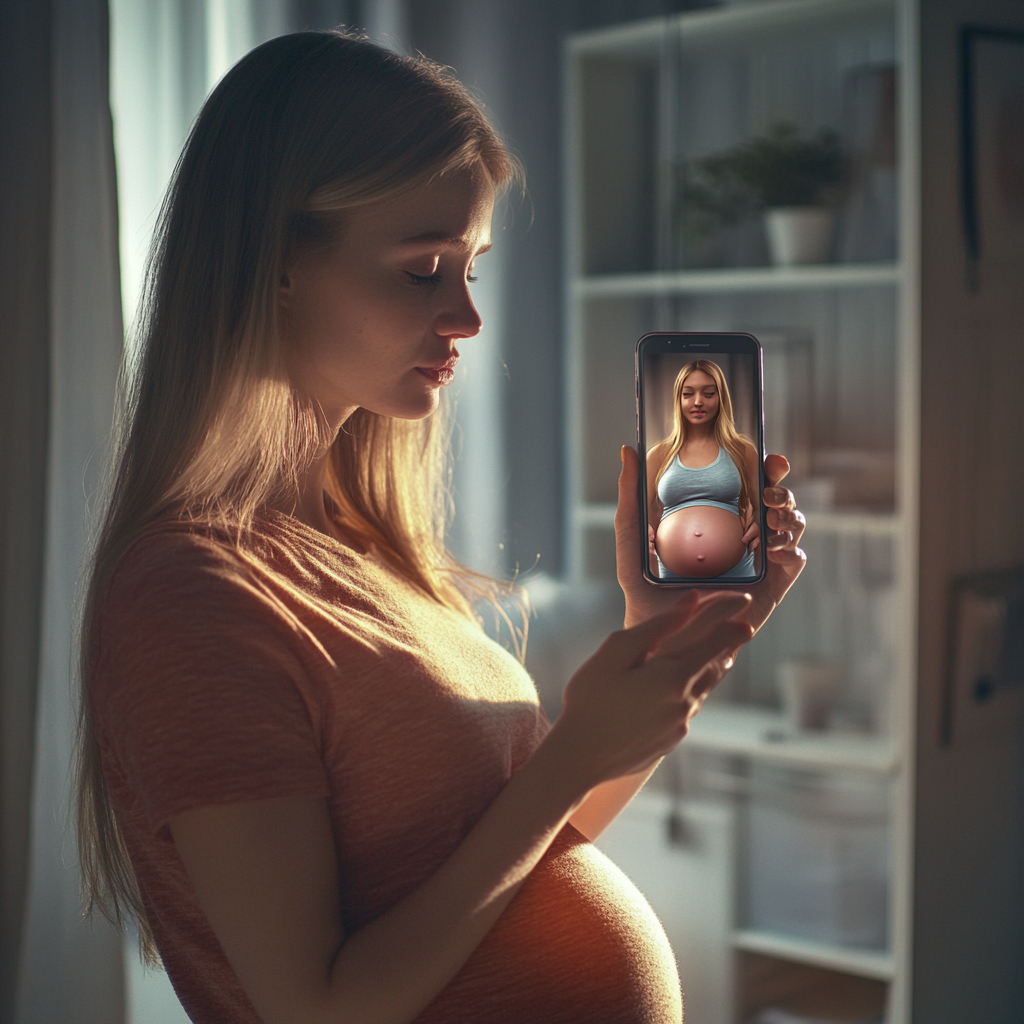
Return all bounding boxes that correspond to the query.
[399,231,492,254]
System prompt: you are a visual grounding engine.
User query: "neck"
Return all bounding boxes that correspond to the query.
[269,403,355,539]
[685,423,716,445]
[268,451,336,538]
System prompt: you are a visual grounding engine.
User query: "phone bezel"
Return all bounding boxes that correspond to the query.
[635,331,767,587]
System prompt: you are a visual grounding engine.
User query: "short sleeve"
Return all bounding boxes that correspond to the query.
[92,529,331,835]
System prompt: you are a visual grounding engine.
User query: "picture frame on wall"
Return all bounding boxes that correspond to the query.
[960,26,1024,289]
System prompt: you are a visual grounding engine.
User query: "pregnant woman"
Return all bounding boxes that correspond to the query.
[76,32,806,1024]
[647,360,761,581]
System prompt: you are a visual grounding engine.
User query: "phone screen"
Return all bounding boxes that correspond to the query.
[636,332,766,587]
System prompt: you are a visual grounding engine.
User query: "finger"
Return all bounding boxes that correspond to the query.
[600,590,704,669]
[685,655,731,702]
[763,485,796,510]
[768,512,805,552]
[643,593,752,664]
[665,590,752,640]
[767,545,806,569]
[642,643,732,701]
[764,453,790,488]
[767,506,804,532]
[653,610,754,665]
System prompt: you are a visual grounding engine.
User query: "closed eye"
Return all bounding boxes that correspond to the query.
[405,271,479,285]
[406,271,443,286]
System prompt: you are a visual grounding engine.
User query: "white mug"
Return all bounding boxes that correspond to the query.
[777,659,840,732]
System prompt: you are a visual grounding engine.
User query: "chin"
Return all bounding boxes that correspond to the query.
[374,393,442,421]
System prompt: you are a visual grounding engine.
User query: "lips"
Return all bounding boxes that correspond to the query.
[416,354,459,386]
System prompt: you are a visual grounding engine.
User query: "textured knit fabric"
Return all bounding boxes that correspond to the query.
[92,512,682,1024]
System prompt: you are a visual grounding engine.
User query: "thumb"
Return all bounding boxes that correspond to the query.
[615,445,641,534]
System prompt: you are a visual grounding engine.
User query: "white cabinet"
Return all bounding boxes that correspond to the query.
[567,1,1024,1019]
[561,2,1017,1021]
[597,792,737,1024]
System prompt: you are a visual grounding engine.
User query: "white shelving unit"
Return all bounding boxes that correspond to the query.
[564,2,921,1021]
[733,929,896,981]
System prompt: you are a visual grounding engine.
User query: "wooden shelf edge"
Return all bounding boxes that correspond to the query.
[733,929,894,980]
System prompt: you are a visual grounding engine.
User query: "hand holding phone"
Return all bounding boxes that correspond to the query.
[616,447,806,632]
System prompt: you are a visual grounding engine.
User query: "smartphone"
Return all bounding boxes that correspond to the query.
[636,332,766,587]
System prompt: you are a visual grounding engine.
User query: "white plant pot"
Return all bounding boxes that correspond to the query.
[764,206,835,266]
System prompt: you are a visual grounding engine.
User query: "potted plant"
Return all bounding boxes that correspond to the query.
[680,122,846,266]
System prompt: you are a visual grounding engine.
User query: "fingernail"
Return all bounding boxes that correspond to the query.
[620,446,626,464]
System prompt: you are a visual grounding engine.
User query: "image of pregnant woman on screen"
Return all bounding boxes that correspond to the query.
[647,360,761,581]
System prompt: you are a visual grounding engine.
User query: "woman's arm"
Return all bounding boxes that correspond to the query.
[646,443,667,524]
[169,590,753,1024]
[646,444,668,569]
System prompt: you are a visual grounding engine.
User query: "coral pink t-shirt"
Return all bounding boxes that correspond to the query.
[91,513,681,1023]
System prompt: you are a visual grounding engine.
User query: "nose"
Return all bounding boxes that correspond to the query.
[434,281,483,341]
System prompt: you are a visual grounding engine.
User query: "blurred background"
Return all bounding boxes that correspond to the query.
[2,1,1022,1023]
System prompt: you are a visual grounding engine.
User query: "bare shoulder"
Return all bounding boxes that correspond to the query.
[646,441,670,468]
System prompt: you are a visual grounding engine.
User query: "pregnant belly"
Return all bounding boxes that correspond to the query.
[656,505,746,578]
[414,826,681,1024]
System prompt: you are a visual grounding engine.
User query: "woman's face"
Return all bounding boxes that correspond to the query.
[679,369,720,428]
[279,165,495,426]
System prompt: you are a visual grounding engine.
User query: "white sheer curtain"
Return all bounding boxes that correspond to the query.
[12,0,126,1021]
[111,0,291,335]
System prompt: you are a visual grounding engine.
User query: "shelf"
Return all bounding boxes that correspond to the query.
[569,0,895,56]
[687,704,896,774]
[574,504,617,528]
[732,929,895,981]
[803,511,900,534]
[574,504,902,536]
[573,262,900,299]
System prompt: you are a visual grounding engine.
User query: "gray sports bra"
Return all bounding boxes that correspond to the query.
[657,447,742,518]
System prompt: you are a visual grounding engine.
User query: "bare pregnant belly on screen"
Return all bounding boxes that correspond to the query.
[656,505,746,577]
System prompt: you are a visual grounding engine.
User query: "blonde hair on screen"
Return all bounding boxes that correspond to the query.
[655,359,755,520]
[76,30,522,963]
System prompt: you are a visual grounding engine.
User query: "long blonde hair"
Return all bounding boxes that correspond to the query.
[77,30,523,961]
[654,359,755,519]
